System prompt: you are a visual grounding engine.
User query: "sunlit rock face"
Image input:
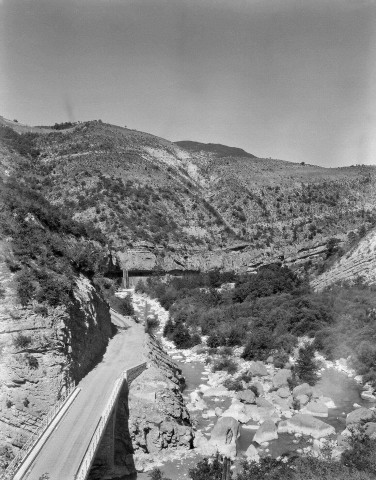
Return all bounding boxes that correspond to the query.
[278,414,335,438]
[0,260,112,471]
[128,336,194,472]
[312,228,376,291]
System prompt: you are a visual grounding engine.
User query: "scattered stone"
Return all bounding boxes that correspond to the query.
[253,419,278,444]
[277,387,290,398]
[252,382,264,396]
[189,391,207,410]
[272,369,292,388]
[270,392,293,412]
[256,397,273,409]
[364,422,376,439]
[296,394,309,406]
[292,383,312,398]
[346,407,374,426]
[245,444,260,462]
[222,400,252,424]
[278,414,335,438]
[236,389,256,404]
[208,417,239,459]
[361,391,376,402]
[248,361,268,377]
[202,387,231,397]
[301,400,328,418]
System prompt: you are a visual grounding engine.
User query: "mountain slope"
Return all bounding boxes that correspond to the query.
[2,117,376,274]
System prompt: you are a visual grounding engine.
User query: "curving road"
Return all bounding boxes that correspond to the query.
[20,310,146,480]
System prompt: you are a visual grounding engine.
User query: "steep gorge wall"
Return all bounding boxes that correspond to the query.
[0,247,112,471]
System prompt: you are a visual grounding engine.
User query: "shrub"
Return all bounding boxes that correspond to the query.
[147,468,171,480]
[34,304,48,316]
[207,332,227,348]
[218,346,233,356]
[223,378,244,391]
[109,295,134,316]
[249,384,259,397]
[273,350,290,368]
[14,333,32,349]
[238,372,253,383]
[189,453,230,480]
[145,315,160,334]
[212,357,238,375]
[172,327,201,349]
[242,328,274,361]
[26,354,39,369]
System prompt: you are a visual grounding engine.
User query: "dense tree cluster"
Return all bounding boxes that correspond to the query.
[139,266,376,387]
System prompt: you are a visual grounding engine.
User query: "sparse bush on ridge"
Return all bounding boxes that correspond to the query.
[13,334,32,350]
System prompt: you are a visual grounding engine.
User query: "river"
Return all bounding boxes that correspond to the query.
[128,294,374,479]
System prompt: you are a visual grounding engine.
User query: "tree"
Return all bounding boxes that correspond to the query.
[294,344,319,386]
[148,468,171,480]
[189,454,230,480]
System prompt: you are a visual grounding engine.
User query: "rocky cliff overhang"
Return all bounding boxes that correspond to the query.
[115,240,332,275]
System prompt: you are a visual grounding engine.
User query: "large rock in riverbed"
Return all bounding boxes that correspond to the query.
[236,389,256,404]
[245,444,260,462]
[222,400,252,423]
[248,361,268,376]
[208,417,240,459]
[278,414,335,438]
[277,387,290,398]
[272,369,292,388]
[252,381,264,396]
[346,407,374,426]
[253,419,278,444]
[365,422,376,439]
[301,399,328,418]
[293,383,313,398]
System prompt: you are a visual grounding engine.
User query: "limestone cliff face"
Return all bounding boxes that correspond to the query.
[0,246,112,470]
[312,228,376,291]
[128,335,193,471]
[117,239,331,275]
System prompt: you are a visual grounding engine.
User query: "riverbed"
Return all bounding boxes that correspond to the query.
[129,294,375,479]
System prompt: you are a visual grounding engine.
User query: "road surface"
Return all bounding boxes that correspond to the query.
[22,310,145,480]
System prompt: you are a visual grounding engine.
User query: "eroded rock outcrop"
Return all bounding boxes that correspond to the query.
[128,335,193,471]
[0,261,112,471]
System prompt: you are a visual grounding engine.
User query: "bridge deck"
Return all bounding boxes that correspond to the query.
[21,311,145,480]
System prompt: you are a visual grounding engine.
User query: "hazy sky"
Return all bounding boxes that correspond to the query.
[1,0,375,167]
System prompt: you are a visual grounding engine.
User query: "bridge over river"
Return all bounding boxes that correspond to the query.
[11,308,147,480]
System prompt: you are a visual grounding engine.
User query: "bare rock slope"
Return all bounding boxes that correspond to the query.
[312,228,376,291]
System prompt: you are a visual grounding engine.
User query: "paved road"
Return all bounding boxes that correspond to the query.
[22,311,145,480]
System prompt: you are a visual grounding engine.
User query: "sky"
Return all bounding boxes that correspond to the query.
[1,0,375,167]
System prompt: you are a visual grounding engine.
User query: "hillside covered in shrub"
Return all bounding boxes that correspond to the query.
[2,119,376,271]
[139,265,376,387]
